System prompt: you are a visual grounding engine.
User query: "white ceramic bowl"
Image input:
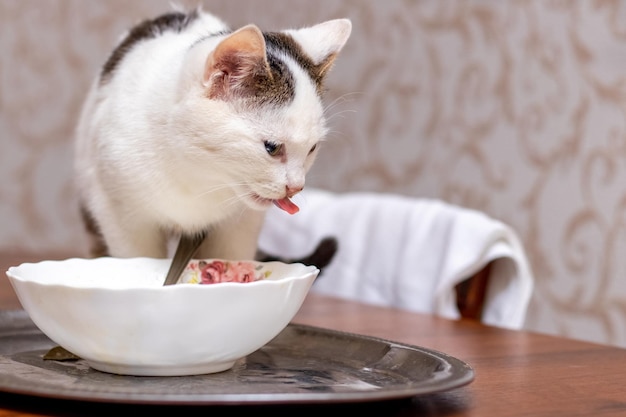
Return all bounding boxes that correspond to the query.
[6,257,318,376]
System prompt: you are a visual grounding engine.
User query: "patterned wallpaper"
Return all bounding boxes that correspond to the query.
[2,0,626,347]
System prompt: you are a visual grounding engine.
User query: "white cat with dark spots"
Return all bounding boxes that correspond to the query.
[75,7,351,260]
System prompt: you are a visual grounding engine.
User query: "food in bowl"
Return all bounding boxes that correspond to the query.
[179,259,272,284]
[5,257,318,376]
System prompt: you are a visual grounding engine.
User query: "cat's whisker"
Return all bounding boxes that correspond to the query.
[216,191,248,211]
[192,182,246,199]
[232,202,250,223]
[225,195,246,209]
[323,91,361,115]
[323,128,350,142]
[325,108,357,124]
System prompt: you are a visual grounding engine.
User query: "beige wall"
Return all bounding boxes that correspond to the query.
[2,0,626,347]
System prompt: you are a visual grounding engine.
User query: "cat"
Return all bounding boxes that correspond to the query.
[74,7,351,263]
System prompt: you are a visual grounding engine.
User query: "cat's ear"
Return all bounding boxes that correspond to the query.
[287,19,352,80]
[203,24,270,99]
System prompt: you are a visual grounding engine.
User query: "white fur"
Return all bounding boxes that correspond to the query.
[286,19,352,65]
[74,9,351,259]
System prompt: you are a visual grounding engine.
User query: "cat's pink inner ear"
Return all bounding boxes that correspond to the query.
[203,25,269,98]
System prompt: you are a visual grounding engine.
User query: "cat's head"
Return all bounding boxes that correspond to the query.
[175,18,351,213]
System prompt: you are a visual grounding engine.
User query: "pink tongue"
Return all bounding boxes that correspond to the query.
[273,197,300,215]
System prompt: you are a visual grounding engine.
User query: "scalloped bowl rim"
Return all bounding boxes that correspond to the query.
[6,257,318,289]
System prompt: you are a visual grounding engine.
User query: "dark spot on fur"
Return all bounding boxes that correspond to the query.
[100,10,200,84]
[239,49,295,107]
[79,203,109,257]
[263,32,329,95]
[233,31,338,107]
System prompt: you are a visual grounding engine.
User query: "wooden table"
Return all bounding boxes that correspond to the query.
[2,254,626,416]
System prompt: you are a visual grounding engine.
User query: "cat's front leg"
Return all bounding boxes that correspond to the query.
[100,217,168,258]
[196,210,265,260]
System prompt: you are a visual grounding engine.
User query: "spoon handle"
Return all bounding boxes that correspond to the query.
[163,231,207,286]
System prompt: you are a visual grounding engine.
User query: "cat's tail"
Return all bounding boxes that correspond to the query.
[255,237,338,278]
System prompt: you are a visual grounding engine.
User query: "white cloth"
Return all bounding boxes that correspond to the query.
[258,188,534,330]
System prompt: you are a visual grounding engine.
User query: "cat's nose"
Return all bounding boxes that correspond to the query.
[285,184,303,198]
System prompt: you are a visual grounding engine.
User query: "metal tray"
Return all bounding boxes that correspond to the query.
[0,310,473,405]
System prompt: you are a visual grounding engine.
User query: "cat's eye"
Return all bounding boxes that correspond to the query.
[309,144,318,155]
[264,140,283,157]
